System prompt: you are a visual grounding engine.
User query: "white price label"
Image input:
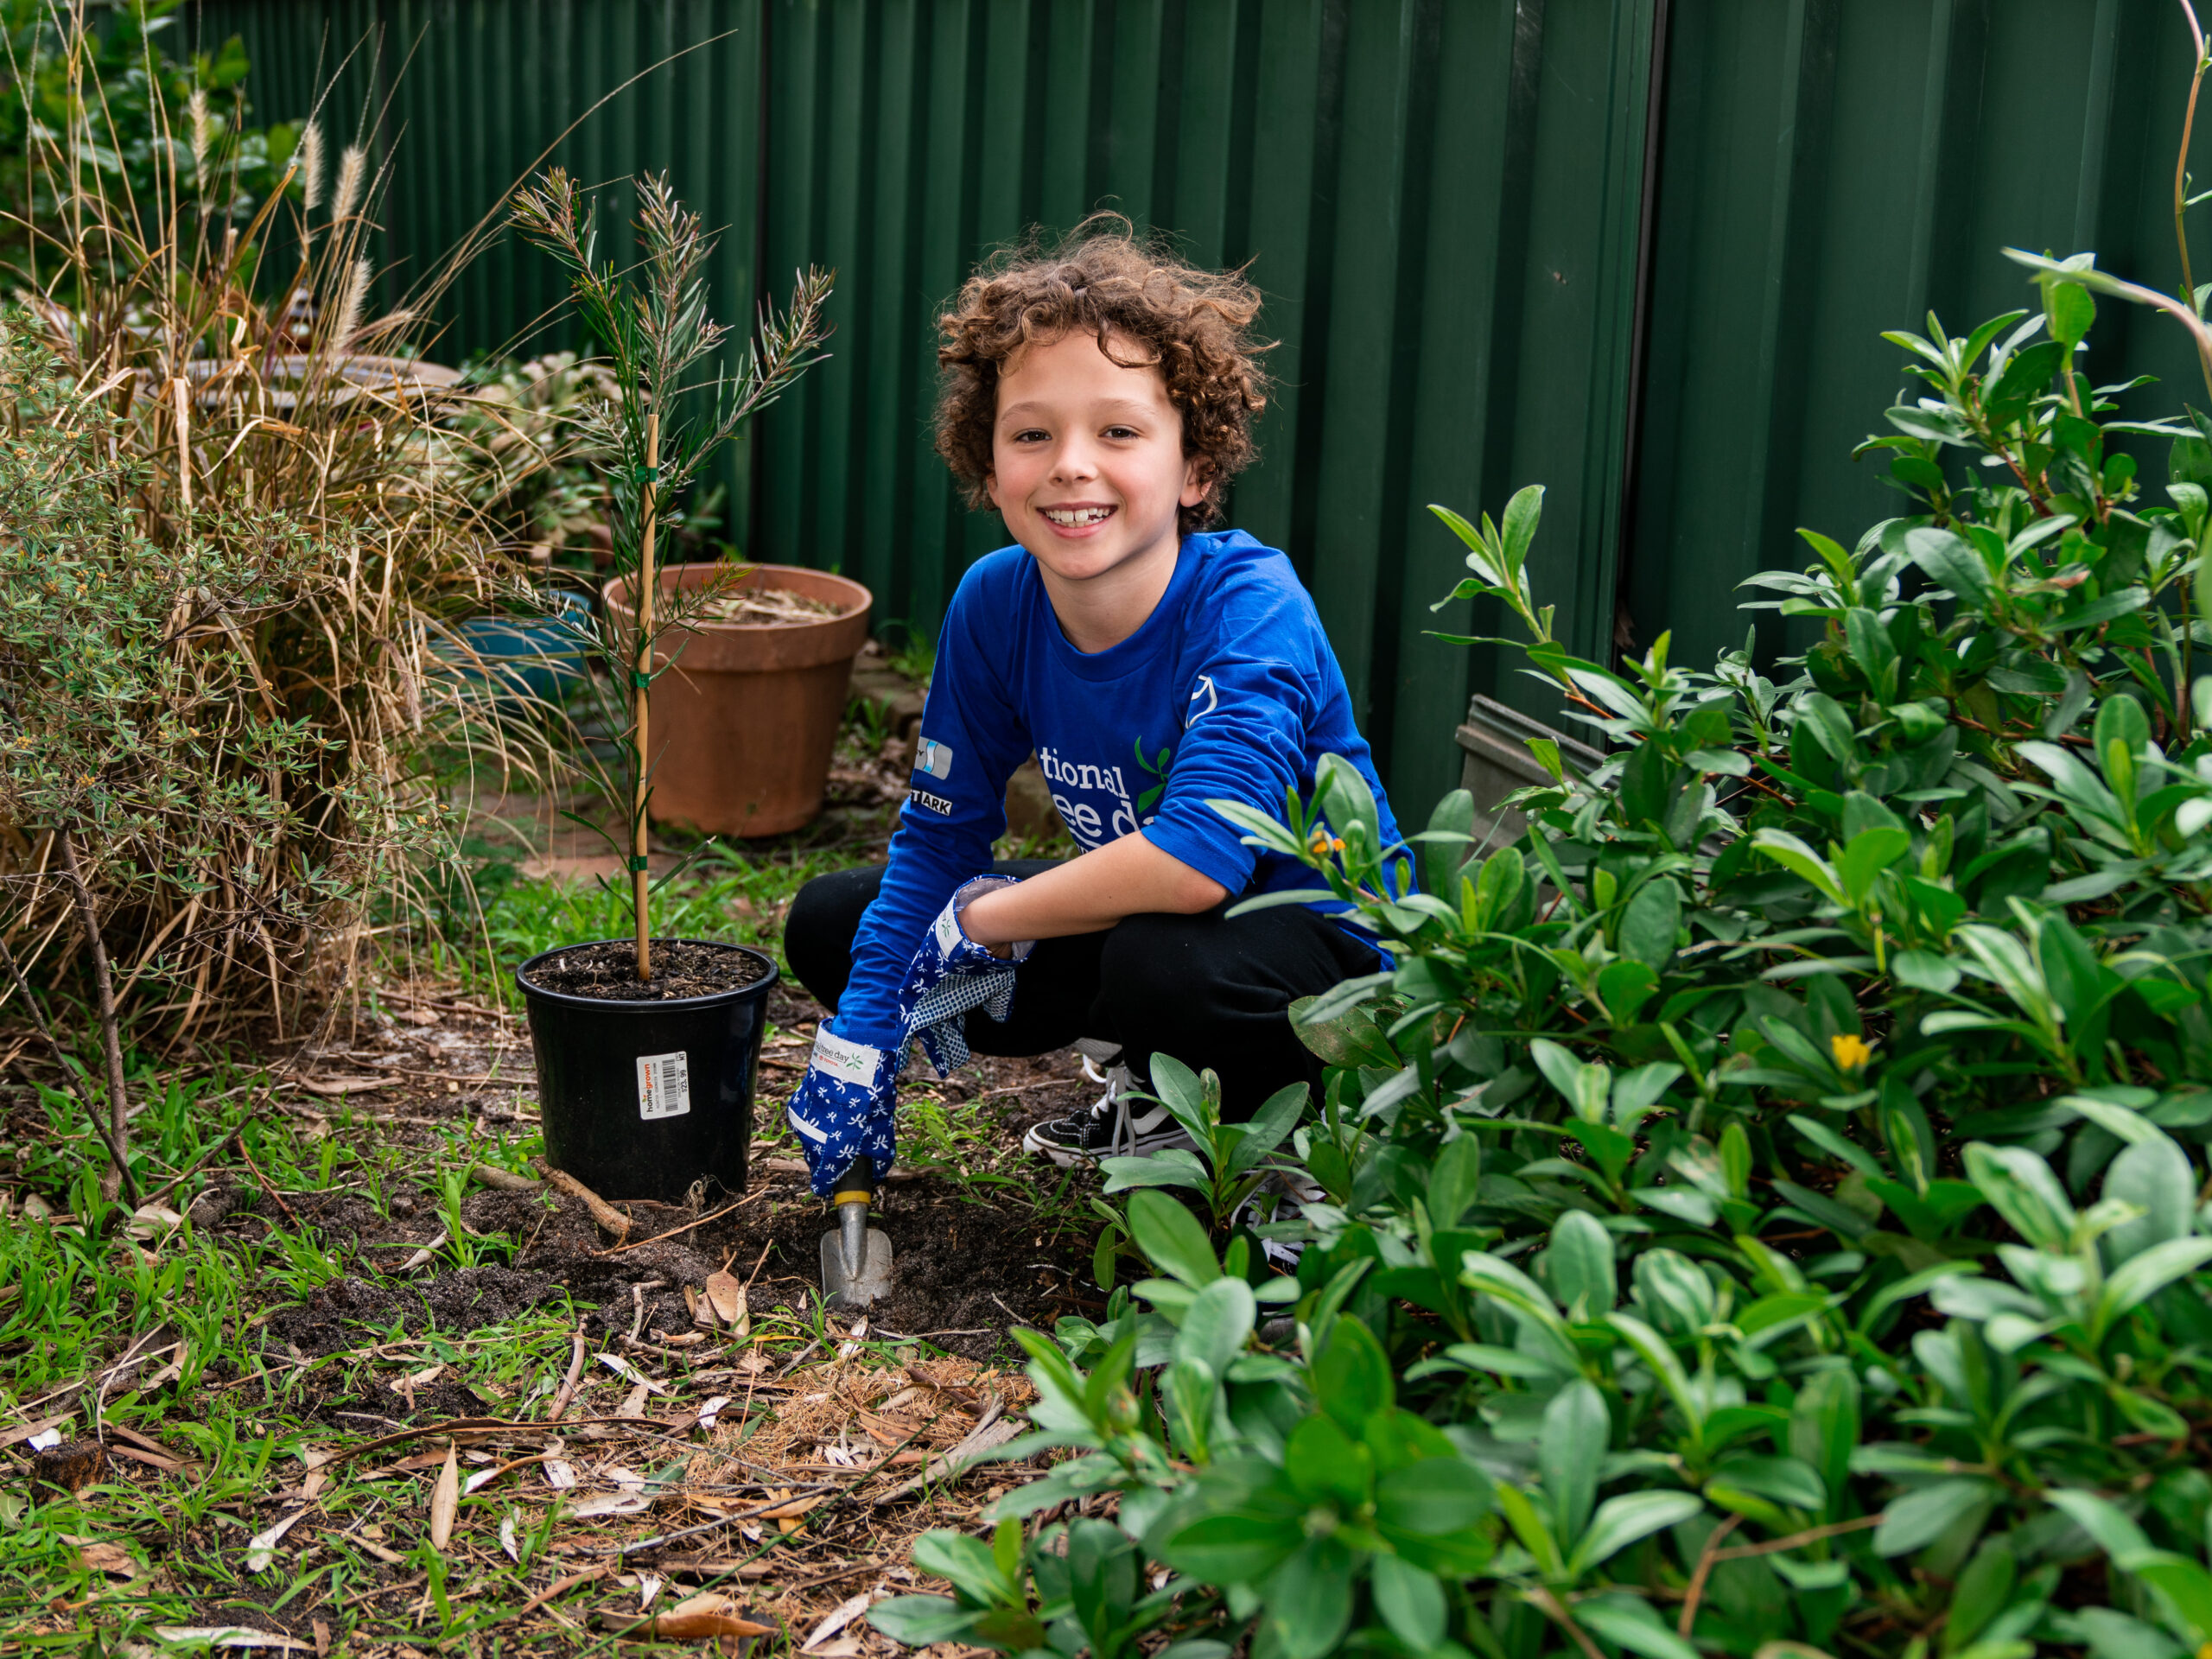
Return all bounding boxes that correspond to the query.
[635,1052,691,1121]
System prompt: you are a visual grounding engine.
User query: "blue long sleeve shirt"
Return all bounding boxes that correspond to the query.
[835,530,1403,1049]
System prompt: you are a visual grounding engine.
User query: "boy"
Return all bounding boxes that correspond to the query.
[780,220,1402,1195]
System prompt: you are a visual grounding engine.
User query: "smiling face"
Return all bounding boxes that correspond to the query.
[985,328,1206,638]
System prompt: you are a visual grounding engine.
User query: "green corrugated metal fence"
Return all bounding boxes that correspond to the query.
[188,0,2210,825]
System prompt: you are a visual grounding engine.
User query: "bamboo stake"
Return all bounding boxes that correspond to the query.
[172,375,192,514]
[632,410,658,981]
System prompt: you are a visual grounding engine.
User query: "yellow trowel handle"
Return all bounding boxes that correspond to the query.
[833,1154,877,1208]
[833,1155,876,1283]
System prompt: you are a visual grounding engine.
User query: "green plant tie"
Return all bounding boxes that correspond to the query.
[634,465,661,483]
[626,855,650,873]
[631,670,652,689]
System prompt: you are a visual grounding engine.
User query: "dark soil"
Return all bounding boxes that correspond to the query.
[500,1154,1100,1361]
[520,938,772,1001]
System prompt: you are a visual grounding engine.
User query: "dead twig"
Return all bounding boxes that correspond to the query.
[1677,1513,1742,1638]
[503,1566,612,1624]
[534,1159,632,1241]
[0,937,137,1209]
[871,1394,1026,1506]
[50,830,136,1207]
[557,1484,842,1557]
[1527,1587,1606,1659]
[237,1135,299,1228]
[1711,1512,1884,1560]
[546,1332,588,1424]
[595,1195,757,1258]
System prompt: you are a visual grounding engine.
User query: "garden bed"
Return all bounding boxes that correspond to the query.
[0,972,1110,1655]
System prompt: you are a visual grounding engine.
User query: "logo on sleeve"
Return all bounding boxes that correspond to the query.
[914,738,954,780]
[908,787,954,817]
[1186,675,1218,724]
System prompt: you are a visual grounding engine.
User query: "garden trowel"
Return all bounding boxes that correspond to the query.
[821,1155,894,1313]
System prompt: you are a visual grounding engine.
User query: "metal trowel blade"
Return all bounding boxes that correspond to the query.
[820,1227,895,1312]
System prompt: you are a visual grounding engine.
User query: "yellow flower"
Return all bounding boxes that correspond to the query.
[1831,1033,1874,1072]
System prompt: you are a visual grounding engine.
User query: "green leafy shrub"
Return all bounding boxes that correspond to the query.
[876,271,2212,1659]
[0,320,435,1194]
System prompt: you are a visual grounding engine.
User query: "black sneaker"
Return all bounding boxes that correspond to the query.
[1022,1045,1195,1166]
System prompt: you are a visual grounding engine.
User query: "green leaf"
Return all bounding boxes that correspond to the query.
[1530,1039,1611,1122]
[1874,1478,1998,1557]
[2095,1239,2212,1342]
[972,1605,1046,1649]
[1147,1054,1215,1141]
[1568,1491,1705,1578]
[1100,1151,1210,1193]
[1708,1453,1826,1514]
[1894,950,1963,993]
[1493,1481,1565,1578]
[1618,878,1681,969]
[1313,1314,1394,1432]
[1542,1210,1618,1316]
[1907,526,1994,606]
[1500,484,1545,577]
[2045,1489,2155,1559]
[1370,1554,1446,1650]
[1288,993,1396,1068]
[1224,1083,1307,1177]
[2126,1552,2212,1644]
[1260,1536,1354,1659]
[864,1595,982,1646]
[1284,1411,1372,1510]
[1091,1225,1121,1294]
[1751,829,1848,906]
[1541,1380,1610,1543]
[1605,1312,1703,1439]
[1427,1135,1482,1229]
[2104,1135,2196,1260]
[2069,1608,2188,1659]
[1962,1142,2075,1250]
[1125,1189,1221,1289]
[1945,1539,2018,1655]
[1161,1510,1304,1585]
[1375,1455,1493,1538]
[1574,1593,1706,1659]
[1174,1278,1256,1379]
[1836,825,1911,906]
[1790,1368,1860,1521]
[1065,1516,1136,1642]
[912,1530,1017,1605]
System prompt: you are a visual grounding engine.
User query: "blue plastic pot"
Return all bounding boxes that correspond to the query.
[439,589,595,707]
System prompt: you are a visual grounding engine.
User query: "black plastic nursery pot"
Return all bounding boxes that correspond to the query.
[515,940,779,1203]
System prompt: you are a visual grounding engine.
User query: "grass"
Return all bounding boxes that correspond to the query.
[0,1065,578,1642]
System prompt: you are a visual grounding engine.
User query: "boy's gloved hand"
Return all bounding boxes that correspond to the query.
[901,874,1036,1077]
[783,1023,900,1197]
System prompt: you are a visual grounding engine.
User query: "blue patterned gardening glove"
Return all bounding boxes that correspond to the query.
[783,1023,901,1198]
[900,874,1036,1077]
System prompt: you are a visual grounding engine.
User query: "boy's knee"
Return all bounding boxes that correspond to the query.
[1097,911,1219,1024]
[783,867,884,1008]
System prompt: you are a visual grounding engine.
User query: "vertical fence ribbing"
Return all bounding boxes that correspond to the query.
[188,0,2212,825]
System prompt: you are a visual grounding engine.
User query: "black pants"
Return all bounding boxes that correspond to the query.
[783,860,1381,1118]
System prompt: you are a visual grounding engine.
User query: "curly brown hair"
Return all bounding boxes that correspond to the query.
[935,216,1271,536]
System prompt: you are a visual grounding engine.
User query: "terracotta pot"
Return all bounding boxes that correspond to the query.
[604,563,873,837]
